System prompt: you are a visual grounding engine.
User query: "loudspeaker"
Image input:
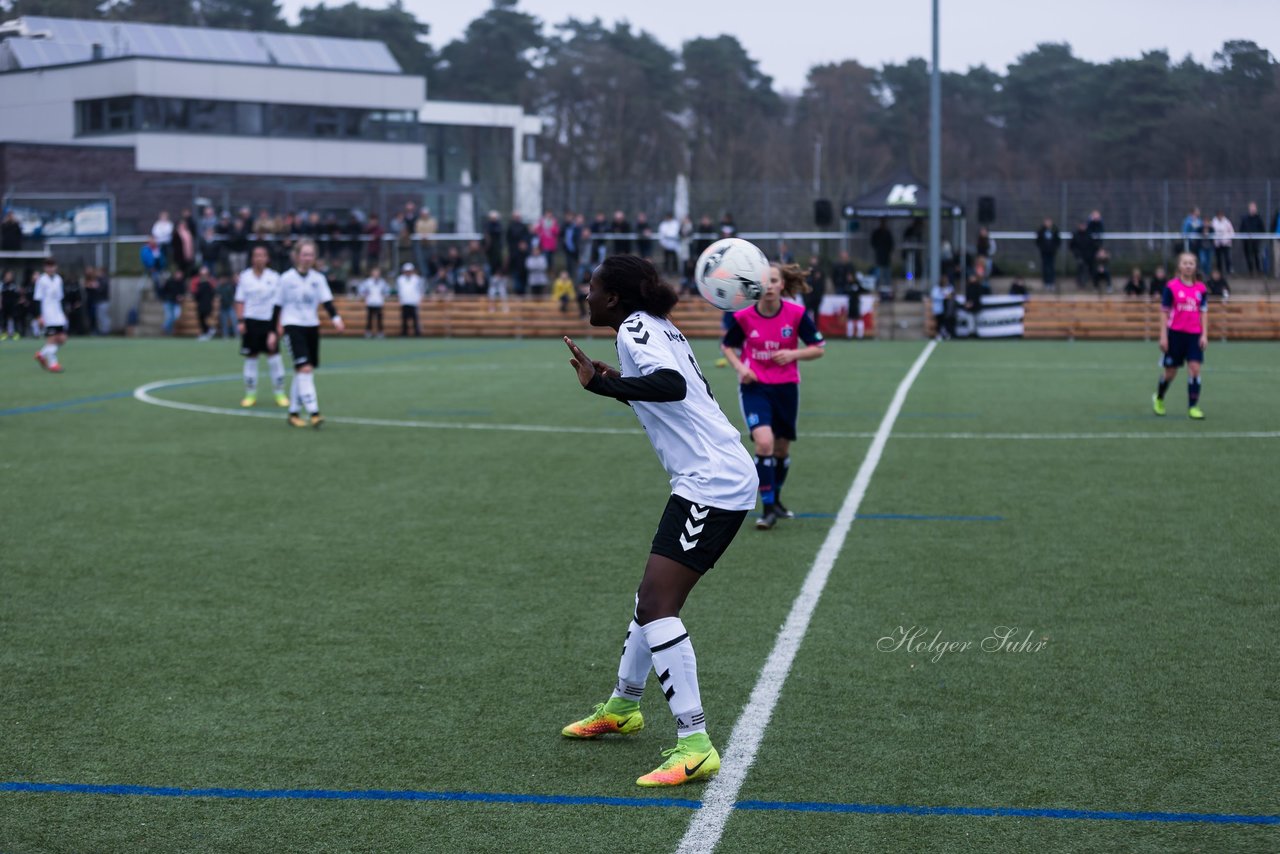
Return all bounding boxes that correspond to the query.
[978,196,996,224]
[814,199,834,227]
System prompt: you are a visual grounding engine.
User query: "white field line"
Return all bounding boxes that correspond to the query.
[673,339,938,854]
[132,376,1280,442]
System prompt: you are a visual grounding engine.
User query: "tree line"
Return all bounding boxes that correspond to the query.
[7,0,1279,203]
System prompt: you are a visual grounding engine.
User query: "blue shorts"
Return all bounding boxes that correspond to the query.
[740,382,799,441]
[1162,329,1203,368]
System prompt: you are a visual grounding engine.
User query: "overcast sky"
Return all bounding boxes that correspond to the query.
[281,0,1278,93]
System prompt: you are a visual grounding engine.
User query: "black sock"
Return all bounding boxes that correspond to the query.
[755,455,776,506]
[774,456,790,503]
[1157,378,1170,400]
[1188,377,1201,407]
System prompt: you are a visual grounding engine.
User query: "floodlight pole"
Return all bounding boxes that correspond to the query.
[928,0,942,294]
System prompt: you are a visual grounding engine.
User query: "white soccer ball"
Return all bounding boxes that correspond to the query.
[694,237,767,312]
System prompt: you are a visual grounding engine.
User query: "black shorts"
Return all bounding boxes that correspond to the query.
[285,325,321,369]
[240,318,277,357]
[651,494,748,574]
[1162,329,1204,368]
[43,325,66,337]
[740,382,799,441]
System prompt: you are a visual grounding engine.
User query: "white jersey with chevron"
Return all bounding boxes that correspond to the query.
[235,267,280,321]
[34,273,67,327]
[615,311,757,511]
[276,268,333,328]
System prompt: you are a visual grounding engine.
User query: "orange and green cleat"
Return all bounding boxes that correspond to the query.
[274,392,290,408]
[635,734,720,787]
[240,394,257,408]
[561,701,644,739]
[287,413,308,428]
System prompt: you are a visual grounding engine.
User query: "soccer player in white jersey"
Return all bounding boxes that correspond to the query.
[272,239,345,428]
[33,257,68,373]
[560,255,758,787]
[235,245,288,408]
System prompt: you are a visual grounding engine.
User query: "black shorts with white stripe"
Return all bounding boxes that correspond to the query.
[284,325,321,369]
[650,494,748,574]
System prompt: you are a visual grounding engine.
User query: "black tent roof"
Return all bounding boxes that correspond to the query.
[842,176,964,219]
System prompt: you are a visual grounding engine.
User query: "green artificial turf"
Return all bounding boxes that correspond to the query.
[1,337,1276,853]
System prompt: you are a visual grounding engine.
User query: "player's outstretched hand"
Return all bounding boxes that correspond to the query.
[333,316,346,333]
[1158,334,1168,354]
[1199,333,1208,352]
[564,336,598,388]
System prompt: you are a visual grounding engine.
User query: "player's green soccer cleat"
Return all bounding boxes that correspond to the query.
[240,394,257,408]
[636,733,720,787]
[1152,394,1165,416]
[1188,406,1204,420]
[561,700,644,738]
[274,392,290,408]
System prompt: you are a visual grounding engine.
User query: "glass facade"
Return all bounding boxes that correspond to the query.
[76,96,421,142]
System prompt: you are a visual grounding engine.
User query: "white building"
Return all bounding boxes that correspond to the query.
[0,15,542,231]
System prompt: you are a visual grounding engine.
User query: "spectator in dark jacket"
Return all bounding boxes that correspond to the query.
[1239,202,1265,275]
[193,266,216,340]
[1068,222,1095,289]
[829,250,856,296]
[161,268,185,335]
[803,256,825,321]
[0,211,22,251]
[1034,218,1062,289]
[610,210,632,255]
[870,219,894,294]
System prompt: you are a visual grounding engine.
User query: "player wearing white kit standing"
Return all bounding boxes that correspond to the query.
[236,245,288,408]
[33,257,67,373]
[560,255,758,788]
[273,239,345,428]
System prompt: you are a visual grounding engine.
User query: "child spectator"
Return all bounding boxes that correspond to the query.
[551,268,575,313]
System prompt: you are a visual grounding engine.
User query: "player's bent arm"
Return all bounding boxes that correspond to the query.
[794,344,825,361]
[586,369,687,403]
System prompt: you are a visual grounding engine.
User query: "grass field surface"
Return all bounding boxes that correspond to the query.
[2,335,1277,853]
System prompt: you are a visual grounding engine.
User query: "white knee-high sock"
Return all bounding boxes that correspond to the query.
[289,375,301,412]
[42,343,60,365]
[243,358,258,394]
[641,616,705,737]
[267,354,286,394]
[296,371,318,414]
[611,620,650,702]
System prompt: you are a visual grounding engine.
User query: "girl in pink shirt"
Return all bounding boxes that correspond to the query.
[1154,252,1208,420]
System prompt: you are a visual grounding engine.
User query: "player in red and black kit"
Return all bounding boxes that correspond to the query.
[720,262,825,529]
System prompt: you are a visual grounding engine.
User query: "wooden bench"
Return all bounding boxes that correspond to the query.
[924,297,1280,340]
[156,294,734,340]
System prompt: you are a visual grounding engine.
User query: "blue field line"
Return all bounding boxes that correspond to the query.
[0,782,698,810]
[734,799,1280,825]
[0,390,134,417]
[793,512,1004,522]
[2,781,1275,826]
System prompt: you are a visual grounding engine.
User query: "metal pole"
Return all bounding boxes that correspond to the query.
[927,0,941,296]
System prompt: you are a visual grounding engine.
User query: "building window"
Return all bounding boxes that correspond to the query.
[78,97,136,134]
[522,133,537,162]
[235,103,264,136]
[76,97,422,143]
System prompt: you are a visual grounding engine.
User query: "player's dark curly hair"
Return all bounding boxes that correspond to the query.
[595,254,679,318]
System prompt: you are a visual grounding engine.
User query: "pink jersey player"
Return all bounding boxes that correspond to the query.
[1162,278,1207,334]
[725,301,820,385]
